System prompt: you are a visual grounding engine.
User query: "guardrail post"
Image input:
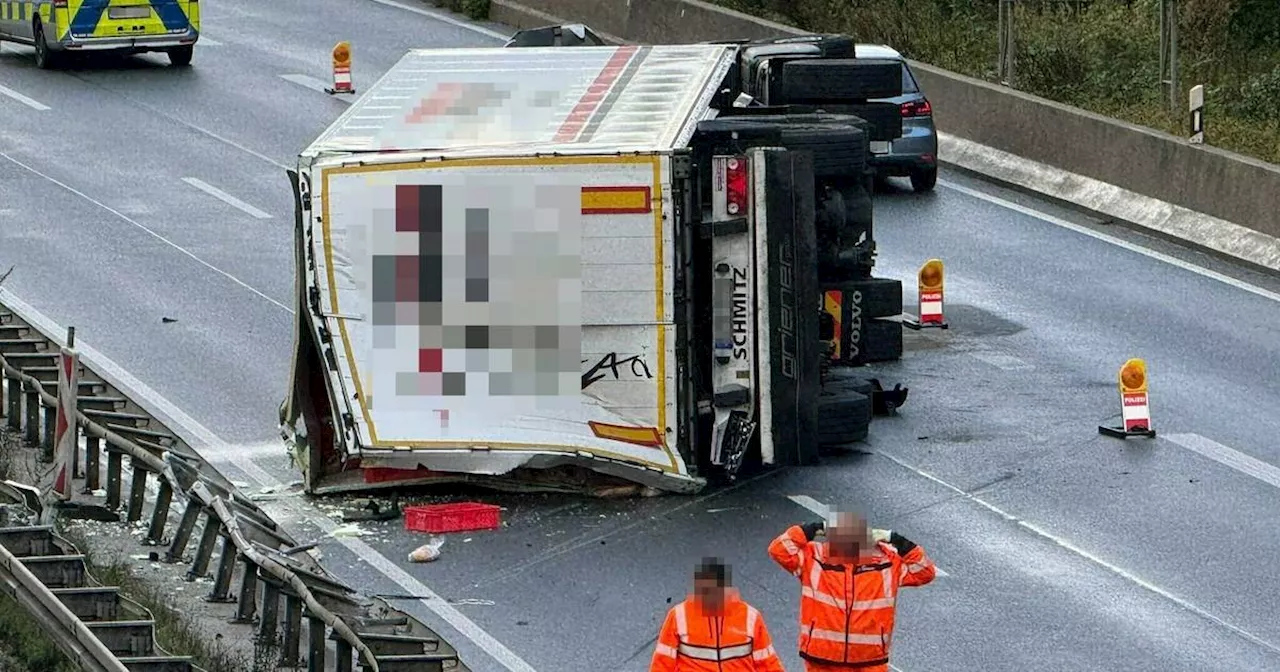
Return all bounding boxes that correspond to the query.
[145,480,174,545]
[208,536,238,603]
[5,375,18,429]
[167,499,201,563]
[105,447,123,509]
[126,458,149,523]
[23,383,39,445]
[187,514,220,581]
[307,616,326,672]
[258,578,281,644]
[233,557,259,624]
[281,594,303,666]
[83,435,101,491]
[41,403,55,461]
[335,638,354,672]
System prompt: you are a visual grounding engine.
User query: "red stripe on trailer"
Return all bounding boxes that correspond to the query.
[553,46,639,143]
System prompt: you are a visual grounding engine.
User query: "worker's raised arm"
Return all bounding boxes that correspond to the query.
[768,522,821,577]
[888,531,937,587]
[648,607,681,672]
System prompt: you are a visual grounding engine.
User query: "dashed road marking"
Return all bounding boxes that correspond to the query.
[875,449,1280,656]
[181,177,273,219]
[279,73,347,101]
[0,84,50,111]
[1165,433,1280,491]
[197,37,222,46]
[786,494,951,577]
[939,179,1280,305]
[0,151,290,313]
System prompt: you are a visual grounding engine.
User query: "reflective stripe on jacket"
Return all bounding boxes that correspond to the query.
[768,525,936,667]
[650,589,785,672]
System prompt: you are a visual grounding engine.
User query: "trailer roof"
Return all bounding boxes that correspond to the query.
[302,44,738,158]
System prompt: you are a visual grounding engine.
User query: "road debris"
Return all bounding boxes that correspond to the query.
[328,523,370,538]
[343,494,401,523]
[408,536,445,563]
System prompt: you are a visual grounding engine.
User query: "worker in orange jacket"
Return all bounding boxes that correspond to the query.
[768,511,936,672]
[651,557,786,672]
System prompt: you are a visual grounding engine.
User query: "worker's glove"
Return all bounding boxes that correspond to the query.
[799,521,824,541]
[870,528,892,544]
[888,531,918,556]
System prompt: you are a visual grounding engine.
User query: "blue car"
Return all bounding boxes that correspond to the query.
[856,44,938,193]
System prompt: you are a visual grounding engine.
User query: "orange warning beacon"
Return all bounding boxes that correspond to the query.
[906,258,948,330]
[1099,358,1156,439]
[327,41,355,95]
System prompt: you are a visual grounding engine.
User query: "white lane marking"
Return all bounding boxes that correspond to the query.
[197,37,222,46]
[366,0,509,40]
[1165,433,1280,491]
[230,456,540,672]
[786,495,951,577]
[0,287,538,672]
[279,73,347,100]
[875,449,1280,656]
[0,84,50,111]
[939,179,1280,305]
[181,177,273,220]
[0,152,291,314]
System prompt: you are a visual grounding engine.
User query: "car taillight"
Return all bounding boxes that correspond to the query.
[725,156,748,216]
[901,100,932,117]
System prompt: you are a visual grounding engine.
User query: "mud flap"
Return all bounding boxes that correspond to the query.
[708,155,757,474]
[752,147,820,467]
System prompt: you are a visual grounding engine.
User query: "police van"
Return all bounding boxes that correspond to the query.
[0,0,200,69]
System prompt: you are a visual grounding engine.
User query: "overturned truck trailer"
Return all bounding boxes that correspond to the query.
[280,43,879,496]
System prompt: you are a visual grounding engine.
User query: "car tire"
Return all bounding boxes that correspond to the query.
[33,21,60,70]
[167,45,194,67]
[911,166,938,193]
[817,390,872,448]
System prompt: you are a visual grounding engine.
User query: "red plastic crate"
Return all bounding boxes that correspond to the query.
[404,502,501,533]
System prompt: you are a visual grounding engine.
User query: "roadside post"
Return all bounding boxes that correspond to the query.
[1098,358,1156,439]
[905,258,948,330]
[326,41,355,95]
[47,327,78,511]
[1189,84,1204,144]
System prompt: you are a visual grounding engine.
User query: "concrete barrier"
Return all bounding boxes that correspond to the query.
[486,0,1280,270]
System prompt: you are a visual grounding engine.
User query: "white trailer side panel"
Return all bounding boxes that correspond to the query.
[311,154,686,479]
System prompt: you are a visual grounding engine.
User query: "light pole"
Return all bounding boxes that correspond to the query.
[998,0,1016,87]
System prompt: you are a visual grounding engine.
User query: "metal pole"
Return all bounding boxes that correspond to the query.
[1168,0,1179,112]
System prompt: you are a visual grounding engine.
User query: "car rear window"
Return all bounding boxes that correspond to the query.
[901,63,920,94]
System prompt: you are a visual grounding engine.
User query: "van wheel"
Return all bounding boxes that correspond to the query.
[34,21,60,70]
[910,166,938,193]
[167,45,194,67]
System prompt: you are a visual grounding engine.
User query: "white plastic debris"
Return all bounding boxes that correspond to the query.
[328,523,368,538]
[408,536,445,563]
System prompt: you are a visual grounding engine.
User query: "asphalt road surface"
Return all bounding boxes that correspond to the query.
[3,2,1280,671]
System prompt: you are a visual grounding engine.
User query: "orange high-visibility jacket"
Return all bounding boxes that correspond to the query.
[768,525,936,669]
[650,589,786,672]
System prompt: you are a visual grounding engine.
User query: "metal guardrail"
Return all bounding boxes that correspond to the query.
[0,292,470,672]
[0,480,191,672]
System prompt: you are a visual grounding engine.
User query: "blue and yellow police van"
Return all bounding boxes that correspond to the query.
[0,0,200,69]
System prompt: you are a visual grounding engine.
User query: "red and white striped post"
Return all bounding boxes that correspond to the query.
[50,327,78,502]
[1099,358,1156,439]
[326,41,355,95]
[906,258,949,330]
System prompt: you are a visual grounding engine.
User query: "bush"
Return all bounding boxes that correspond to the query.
[439,0,490,21]
[712,0,1280,164]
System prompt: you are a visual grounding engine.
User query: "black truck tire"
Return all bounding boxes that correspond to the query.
[817,390,873,447]
[863,318,905,363]
[816,183,875,281]
[774,58,904,104]
[694,114,868,181]
[816,102,905,142]
[823,370,874,396]
[754,34,856,58]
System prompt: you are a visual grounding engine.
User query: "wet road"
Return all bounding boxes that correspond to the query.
[3,2,1280,670]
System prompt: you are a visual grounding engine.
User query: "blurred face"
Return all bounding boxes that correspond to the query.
[827,511,873,561]
[694,575,727,613]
